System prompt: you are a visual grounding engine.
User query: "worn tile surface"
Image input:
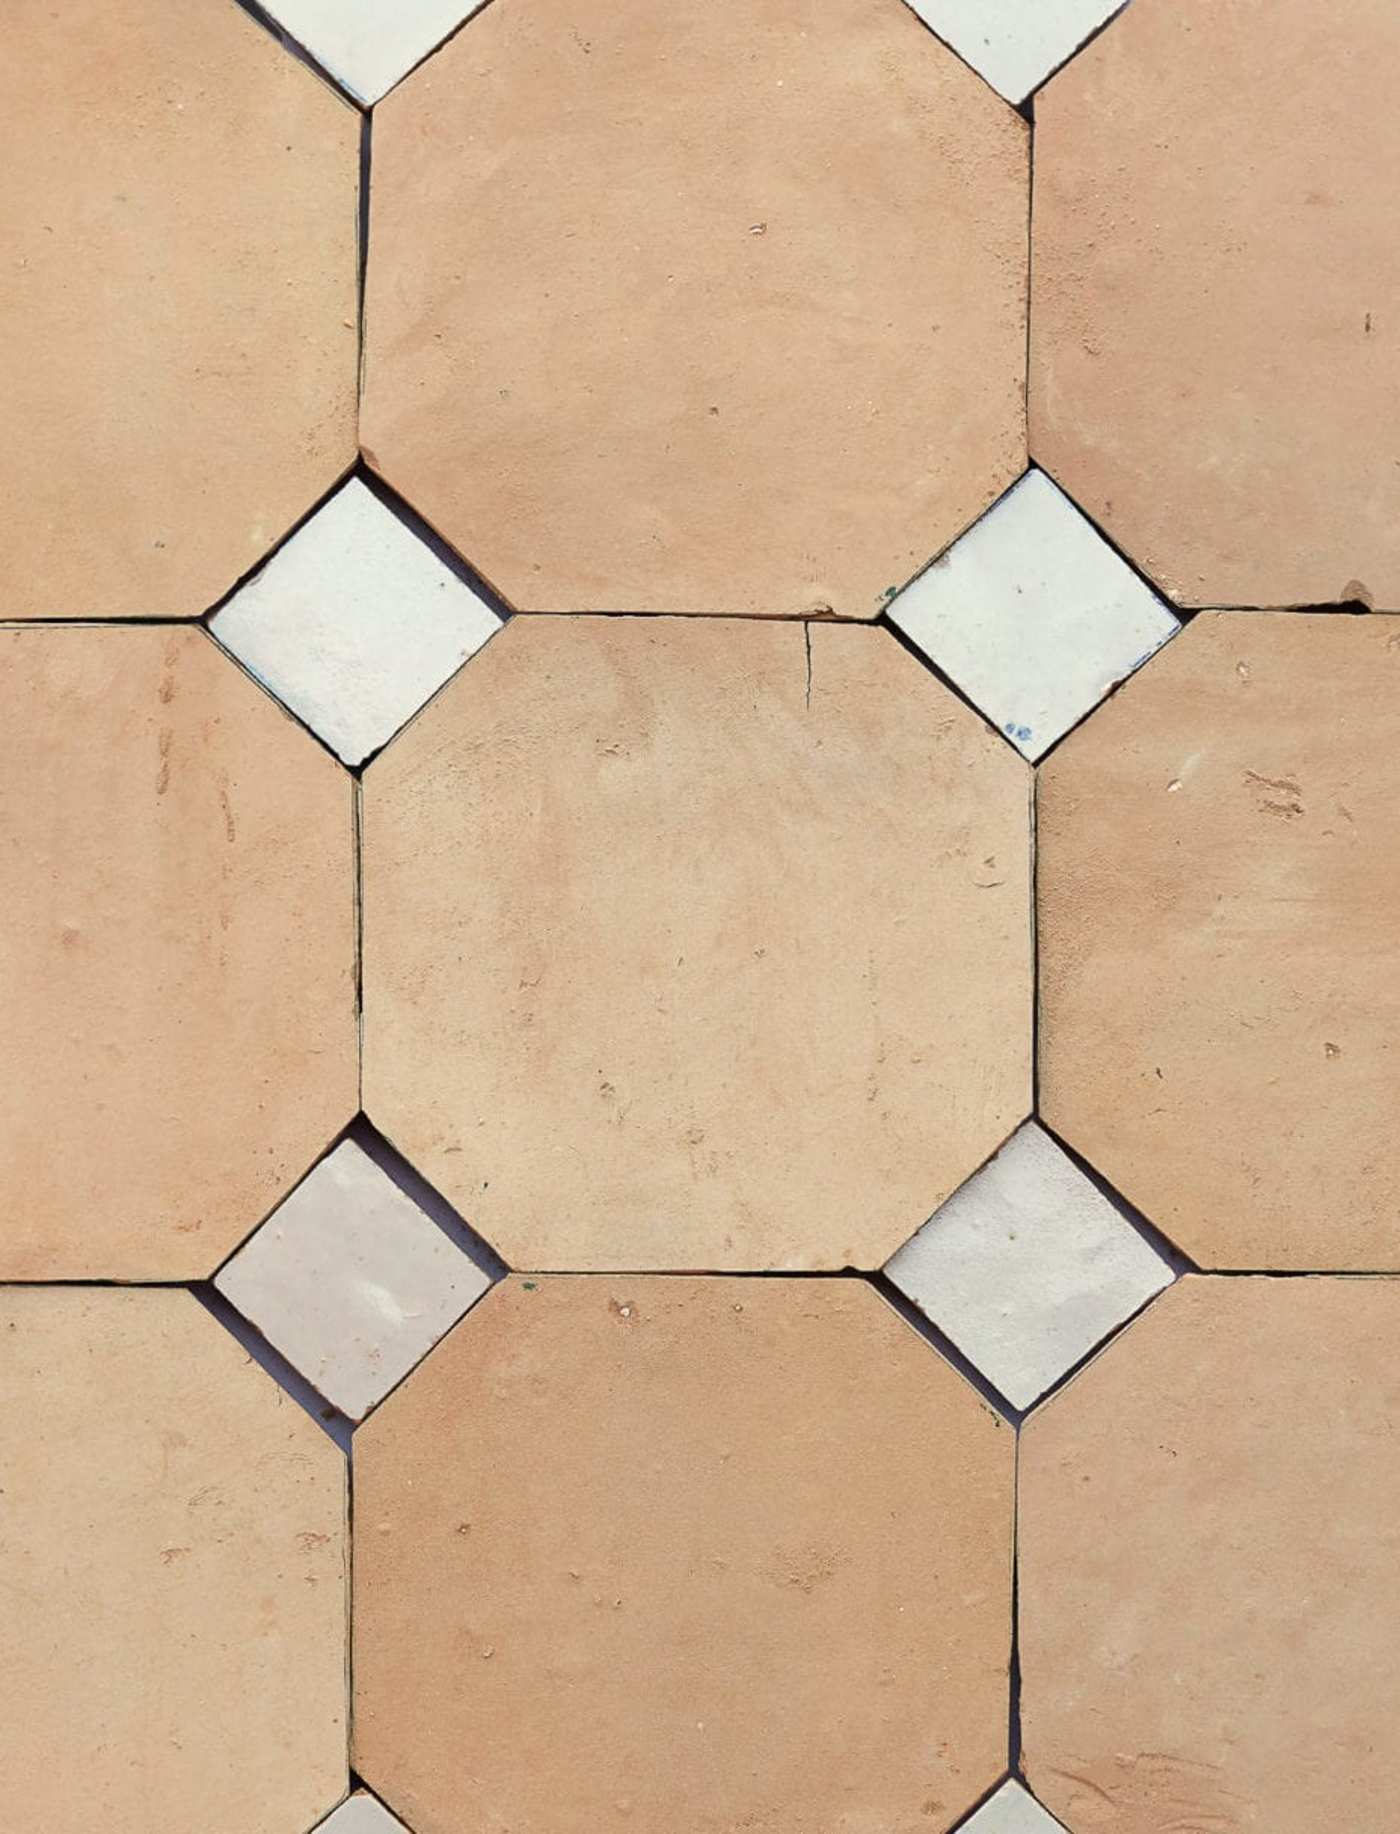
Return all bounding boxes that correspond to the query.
[354,1276,1013,1834]
[1021,1276,1400,1833]
[1032,0,1400,608]
[363,0,1028,616]
[1039,613,1400,1270]
[0,627,357,1278]
[0,1287,346,1834]
[216,1139,493,1421]
[909,0,1125,102]
[888,469,1178,760]
[362,617,1032,1270]
[886,1123,1173,1409]
[211,478,502,766]
[2,0,359,620]
[260,0,485,102]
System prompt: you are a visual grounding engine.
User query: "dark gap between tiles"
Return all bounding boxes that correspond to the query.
[381,0,507,105]
[890,0,1009,108]
[947,1773,1018,1831]
[357,112,372,386]
[191,1282,354,1451]
[200,455,359,625]
[228,0,365,108]
[868,1270,1022,1426]
[1009,1435,1024,1775]
[879,609,1013,750]
[349,1116,509,1287]
[1034,1119,1196,1278]
[353,781,365,1111]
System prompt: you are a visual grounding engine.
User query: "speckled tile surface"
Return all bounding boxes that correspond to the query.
[5,2,1398,1829]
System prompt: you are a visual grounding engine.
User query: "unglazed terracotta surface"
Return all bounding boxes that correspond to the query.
[354,1276,1013,1834]
[2,0,359,620]
[362,617,1032,1269]
[0,1287,347,1834]
[0,627,356,1278]
[1020,1276,1400,1834]
[1032,0,1400,609]
[1039,613,1400,1270]
[362,0,1028,616]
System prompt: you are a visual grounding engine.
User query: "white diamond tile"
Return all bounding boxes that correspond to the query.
[260,0,487,103]
[215,1139,492,1422]
[888,468,1177,761]
[908,0,1127,103]
[885,1123,1173,1410]
[316,1792,412,1833]
[211,478,501,767]
[959,1780,1068,1833]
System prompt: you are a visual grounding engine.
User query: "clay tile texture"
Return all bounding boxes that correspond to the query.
[1038,612,1400,1271]
[361,0,1029,617]
[361,617,1032,1270]
[353,1276,1013,1834]
[2,0,360,620]
[1031,0,1400,610]
[1019,1276,1400,1834]
[0,1287,347,1834]
[0,628,357,1279]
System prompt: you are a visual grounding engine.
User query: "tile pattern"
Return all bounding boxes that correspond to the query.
[910,0,1126,102]
[888,468,1178,760]
[8,3,1400,1832]
[211,478,502,766]
[354,1277,1013,1834]
[216,1138,493,1421]
[363,0,1028,616]
[362,617,1032,1270]
[1020,1277,1400,1834]
[2,0,359,619]
[886,1123,1173,1409]
[0,1288,346,1834]
[1040,613,1400,1271]
[260,0,485,102]
[1032,0,1400,609]
[0,627,356,1279]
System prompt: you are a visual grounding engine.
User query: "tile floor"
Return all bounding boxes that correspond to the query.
[2,0,1397,1830]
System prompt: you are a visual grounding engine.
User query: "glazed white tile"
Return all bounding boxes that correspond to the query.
[885,1123,1172,1410]
[211,478,501,766]
[259,0,486,103]
[888,468,1177,761]
[959,1780,1068,1833]
[215,1140,492,1422]
[909,0,1127,103]
[316,1792,412,1834]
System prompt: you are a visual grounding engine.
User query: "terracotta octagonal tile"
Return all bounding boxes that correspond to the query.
[0,627,356,1279]
[363,0,1028,617]
[1020,1276,1400,1834]
[354,1276,1013,1834]
[362,618,1032,1270]
[1039,612,1400,1271]
[2,0,359,620]
[0,1287,346,1834]
[1031,0,1400,610]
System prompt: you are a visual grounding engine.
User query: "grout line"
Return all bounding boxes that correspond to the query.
[228,0,367,109]
[191,1282,354,1450]
[353,781,365,1109]
[1009,1433,1023,1774]
[1027,0,1136,102]
[350,1116,508,1285]
[868,1270,1023,1426]
[946,1773,1018,1831]
[1034,1118,1196,1277]
[206,1118,362,1282]
[357,112,372,398]
[377,0,507,105]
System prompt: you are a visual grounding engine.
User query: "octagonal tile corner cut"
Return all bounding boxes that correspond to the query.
[1031,0,1400,608]
[1038,611,1400,1271]
[362,616,1032,1271]
[1019,1275,1400,1834]
[353,1275,1013,1834]
[363,0,1028,616]
[0,1286,346,1834]
[0,625,357,1278]
[2,0,360,619]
